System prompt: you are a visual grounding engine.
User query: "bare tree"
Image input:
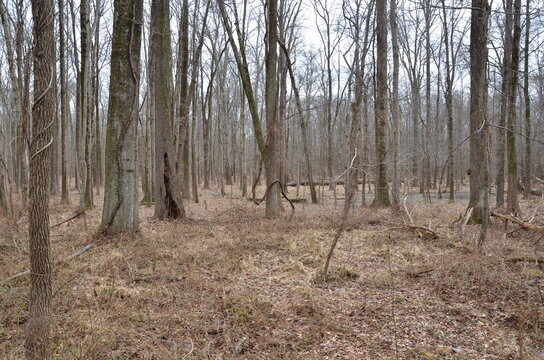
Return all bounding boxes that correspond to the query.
[79,0,93,209]
[100,0,144,234]
[263,0,282,217]
[372,0,391,207]
[26,0,55,357]
[390,0,401,209]
[59,0,70,204]
[468,0,490,237]
[151,0,185,219]
[506,0,522,215]
[523,0,531,197]
[496,0,513,208]
[312,0,340,190]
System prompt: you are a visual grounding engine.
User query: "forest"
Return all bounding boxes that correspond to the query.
[1,0,544,358]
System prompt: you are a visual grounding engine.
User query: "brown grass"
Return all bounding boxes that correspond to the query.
[1,186,543,359]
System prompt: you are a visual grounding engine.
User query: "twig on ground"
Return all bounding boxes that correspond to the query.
[50,210,85,228]
[130,274,185,283]
[2,243,93,284]
[506,257,544,265]
[406,268,435,278]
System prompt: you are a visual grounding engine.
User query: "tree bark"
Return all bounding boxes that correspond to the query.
[441,0,455,202]
[390,0,401,209]
[264,0,282,217]
[100,0,143,234]
[151,0,185,219]
[26,0,55,357]
[79,0,93,209]
[59,0,70,204]
[523,0,531,198]
[467,0,490,234]
[372,0,391,207]
[506,0,521,215]
[175,0,191,199]
[496,0,513,208]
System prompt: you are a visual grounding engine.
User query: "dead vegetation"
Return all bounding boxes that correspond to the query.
[1,187,543,359]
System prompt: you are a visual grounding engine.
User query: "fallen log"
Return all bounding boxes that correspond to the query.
[287,179,366,187]
[490,212,544,234]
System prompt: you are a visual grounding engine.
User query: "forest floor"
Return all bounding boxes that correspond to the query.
[1,186,544,359]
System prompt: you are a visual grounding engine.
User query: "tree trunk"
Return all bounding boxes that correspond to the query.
[175,0,191,199]
[441,0,455,202]
[26,0,54,356]
[468,0,490,231]
[506,0,521,215]
[264,0,282,217]
[100,0,143,234]
[151,0,185,219]
[496,0,513,208]
[59,0,69,204]
[390,0,401,209]
[372,0,391,207]
[79,0,93,209]
[523,0,531,198]
[240,85,248,197]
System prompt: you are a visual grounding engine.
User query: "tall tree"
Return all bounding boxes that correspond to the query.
[151,0,185,219]
[264,0,282,217]
[100,0,144,234]
[506,0,522,215]
[313,0,338,189]
[496,0,513,207]
[421,0,434,201]
[523,0,531,198]
[26,0,55,357]
[175,0,191,199]
[390,0,401,209]
[59,0,69,204]
[440,0,458,202]
[467,0,490,238]
[79,0,93,209]
[372,0,391,207]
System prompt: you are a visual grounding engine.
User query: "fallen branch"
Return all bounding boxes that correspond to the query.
[406,268,434,278]
[2,243,94,284]
[50,210,85,229]
[506,257,544,265]
[491,212,544,234]
[59,244,94,263]
[130,274,185,283]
